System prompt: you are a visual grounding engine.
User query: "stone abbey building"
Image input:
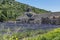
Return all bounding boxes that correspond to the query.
[16,8,60,25]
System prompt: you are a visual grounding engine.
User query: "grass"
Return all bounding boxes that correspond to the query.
[0,27,48,40]
[23,28,60,40]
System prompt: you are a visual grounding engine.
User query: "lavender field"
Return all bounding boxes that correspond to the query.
[0,22,60,32]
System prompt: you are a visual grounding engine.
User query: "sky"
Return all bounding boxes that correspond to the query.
[16,0,60,12]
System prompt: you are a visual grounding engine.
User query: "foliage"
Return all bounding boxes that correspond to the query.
[0,28,48,40]
[23,28,60,40]
[0,27,60,40]
[0,28,60,40]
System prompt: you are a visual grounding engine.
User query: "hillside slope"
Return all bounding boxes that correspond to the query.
[0,0,50,21]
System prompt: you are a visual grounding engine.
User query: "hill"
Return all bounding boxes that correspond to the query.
[0,0,50,21]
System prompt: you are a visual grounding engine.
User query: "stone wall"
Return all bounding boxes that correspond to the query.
[41,16,60,25]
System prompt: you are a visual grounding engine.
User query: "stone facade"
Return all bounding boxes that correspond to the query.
[16,12,60,25]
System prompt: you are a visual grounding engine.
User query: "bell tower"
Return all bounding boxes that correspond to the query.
[26,7,32,12]
[25,7,33,18]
